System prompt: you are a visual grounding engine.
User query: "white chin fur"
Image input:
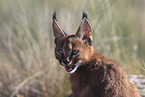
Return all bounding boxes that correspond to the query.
[65,60,82,74]
[65,64,80,74]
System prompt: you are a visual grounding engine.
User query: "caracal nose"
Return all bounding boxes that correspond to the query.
[63,57,70,65]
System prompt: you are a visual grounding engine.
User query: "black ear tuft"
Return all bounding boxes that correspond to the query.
[52,11,66,41]
[53,11,56,20]
[76,11,93,46]
[82,10,88,19]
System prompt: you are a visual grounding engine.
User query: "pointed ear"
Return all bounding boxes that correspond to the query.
[76,12,93,46]
[52,11,66,42]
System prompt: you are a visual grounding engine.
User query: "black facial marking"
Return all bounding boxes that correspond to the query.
[63,59,70,65]
[71,43,75,49]
[67,35,76,48]
[69,54,73,62]
[67,35,76,38]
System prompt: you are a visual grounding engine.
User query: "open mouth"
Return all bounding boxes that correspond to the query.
[64,64,80,74]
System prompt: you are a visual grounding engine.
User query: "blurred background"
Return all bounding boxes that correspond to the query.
[0,0,145,97]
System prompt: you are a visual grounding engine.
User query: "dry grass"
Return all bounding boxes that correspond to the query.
[0,0,144,97]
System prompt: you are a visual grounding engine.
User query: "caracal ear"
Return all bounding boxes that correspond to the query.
[76,11,93,46]
[52,11,66,43]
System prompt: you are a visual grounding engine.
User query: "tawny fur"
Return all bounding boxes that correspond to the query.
[52,11,141,97]
[70,47,140,97]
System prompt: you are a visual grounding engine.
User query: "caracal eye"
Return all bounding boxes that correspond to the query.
[72,50,79,55]
[57,49,63,55]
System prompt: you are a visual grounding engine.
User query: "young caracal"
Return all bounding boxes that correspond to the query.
[52,11,141,97]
